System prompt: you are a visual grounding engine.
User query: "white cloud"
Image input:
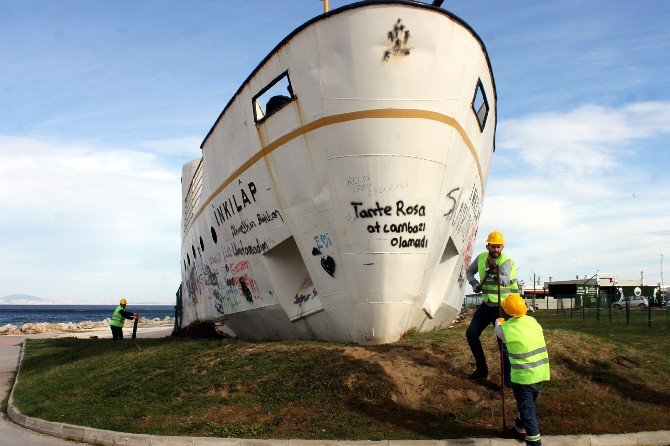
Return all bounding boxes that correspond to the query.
[140,136,202,157]
[498,101,670,176]
[476,101,670,287]
[0,135,183,302]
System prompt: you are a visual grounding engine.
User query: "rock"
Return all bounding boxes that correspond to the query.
[21,323,48,334]
[0,324,19,335]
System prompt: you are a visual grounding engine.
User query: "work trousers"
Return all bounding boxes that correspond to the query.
[465,303,511,383]
[512,382,543,445]
[111,325,124,340]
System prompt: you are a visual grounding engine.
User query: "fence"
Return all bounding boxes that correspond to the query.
[546,294,669,327]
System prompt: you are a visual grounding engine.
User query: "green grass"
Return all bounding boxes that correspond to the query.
[11,311,670,439]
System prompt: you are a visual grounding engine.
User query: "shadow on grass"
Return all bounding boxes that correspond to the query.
[558,355,670,407]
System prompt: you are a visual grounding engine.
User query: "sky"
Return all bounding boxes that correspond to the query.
[0,0,668,304]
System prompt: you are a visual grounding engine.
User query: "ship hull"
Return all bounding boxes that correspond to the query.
[179,1,496,344]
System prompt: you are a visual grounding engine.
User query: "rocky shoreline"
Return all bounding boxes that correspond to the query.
[0,316,174,335]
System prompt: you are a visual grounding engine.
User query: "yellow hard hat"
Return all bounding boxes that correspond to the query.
[486,231,505,245]
[120,298,127,305]
[502,293,527,318]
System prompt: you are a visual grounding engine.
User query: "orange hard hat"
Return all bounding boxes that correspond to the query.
[120,298,127,305]
[502,293,527,318]
[486,231,505,245]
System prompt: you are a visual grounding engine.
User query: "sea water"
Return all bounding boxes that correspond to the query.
[0,305,174,326]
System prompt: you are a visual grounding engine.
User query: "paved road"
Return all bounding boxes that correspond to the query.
[0,335,83,445]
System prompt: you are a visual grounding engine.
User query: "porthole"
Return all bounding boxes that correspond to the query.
[192,245,196,259]
[187,254,191,266]
[211,226,218,244]
[199,236,205,252]
[183,260,187,271]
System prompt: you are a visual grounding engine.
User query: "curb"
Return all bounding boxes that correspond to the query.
[6,342,670,446]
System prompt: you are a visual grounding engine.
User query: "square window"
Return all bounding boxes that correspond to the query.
[253,72,294,124]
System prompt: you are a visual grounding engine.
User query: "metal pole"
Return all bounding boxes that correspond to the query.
[596,273,600,321]
[626,298,630,325]
[496,265,507,432]
[323,0,329,13]
[648,295,652,328]
[533,272,536,312]
[608,292,612,322]
[131,317,139,339]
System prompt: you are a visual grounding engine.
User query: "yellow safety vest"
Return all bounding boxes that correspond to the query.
[477,251,518,303]
[110,305,125,328]
[500,315,550,385]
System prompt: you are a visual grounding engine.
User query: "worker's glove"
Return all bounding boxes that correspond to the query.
[495,317,505,327]
[472,282,482,293]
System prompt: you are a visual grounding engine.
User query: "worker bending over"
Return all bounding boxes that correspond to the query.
[465,230,519,383]
[109,298,138,340]
[495,293,550,446]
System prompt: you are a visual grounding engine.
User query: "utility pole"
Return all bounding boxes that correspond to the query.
[661,253,664,288]
[533,271,546,310]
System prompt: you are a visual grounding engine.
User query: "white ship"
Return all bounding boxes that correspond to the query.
[178,0,496,344]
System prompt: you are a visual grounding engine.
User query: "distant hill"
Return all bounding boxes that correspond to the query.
[0,294,61,305]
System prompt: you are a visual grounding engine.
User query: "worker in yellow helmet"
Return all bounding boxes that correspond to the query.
[109,298,138,340]
[464,230,519,383]
[494,293,550,445]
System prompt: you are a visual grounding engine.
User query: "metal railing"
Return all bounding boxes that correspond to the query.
[183,160,203,231]
[550,294,669,327]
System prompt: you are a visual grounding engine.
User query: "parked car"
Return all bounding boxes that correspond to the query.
[611,296,648,310]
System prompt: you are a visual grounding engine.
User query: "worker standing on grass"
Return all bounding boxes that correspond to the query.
[494,293,550,445]
[109,298,138,340]
[465,230,518,383]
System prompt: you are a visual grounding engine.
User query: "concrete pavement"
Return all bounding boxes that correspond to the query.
[2,332,669,446]
[0,335,83,445]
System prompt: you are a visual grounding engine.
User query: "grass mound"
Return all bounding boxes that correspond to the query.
[12,313,670,439]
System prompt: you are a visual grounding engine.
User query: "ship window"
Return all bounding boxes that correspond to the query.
[187,254,191,266]
[192,245,196,259]
[253,71,295,124]
[471,79,489,131]
[199,236,205,252]
[211,226,218,244]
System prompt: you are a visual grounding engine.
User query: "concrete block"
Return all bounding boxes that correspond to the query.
[236,441,289,446]
[113,432,154,445]
[329,442,388,446]
[193,438,241,446]
[637,431,670,446]
[149,435,195,445]
[83,428,116,446]
[489,439,520,446]
[389,441,443,446]
[289,441,343,446]
[590,433,638,446]
[61,423,87,441]
[542,434,590,446]
[444,439,492,446]
[38,421,65,439]
[7,406,26,425]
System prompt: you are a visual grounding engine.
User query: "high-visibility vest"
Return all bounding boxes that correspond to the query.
[500,315,550,385]
[477,251,519,303]
[110,305,125,328]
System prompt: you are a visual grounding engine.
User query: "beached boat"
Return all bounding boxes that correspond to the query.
[178,0,496,344]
